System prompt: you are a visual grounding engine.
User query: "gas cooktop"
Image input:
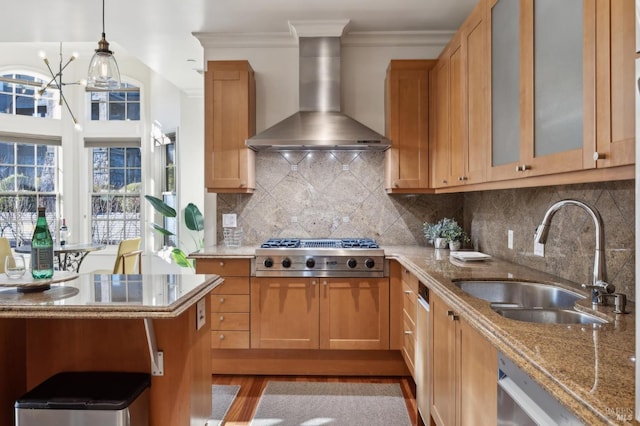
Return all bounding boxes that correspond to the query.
[254,238,386,278]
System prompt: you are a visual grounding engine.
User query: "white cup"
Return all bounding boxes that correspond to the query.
[5,255,26,279]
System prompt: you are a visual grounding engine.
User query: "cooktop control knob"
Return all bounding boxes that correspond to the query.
[263,258,274,268]
[347,258,357,268]
[306,258,316,268]
[364,258,375,269]
[282,258,292,268]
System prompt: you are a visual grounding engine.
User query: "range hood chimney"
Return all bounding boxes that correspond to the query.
[246,32,391,151]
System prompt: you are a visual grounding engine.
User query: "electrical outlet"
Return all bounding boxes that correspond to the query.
[196,298,206,331]
[534,242,545,257]
[508,230,514,250]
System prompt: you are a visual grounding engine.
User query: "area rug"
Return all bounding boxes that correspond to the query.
[250,381,411,426]
[208,384,240,426]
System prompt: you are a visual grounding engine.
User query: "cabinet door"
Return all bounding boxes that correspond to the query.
[448,42,466,187]
[429,57,452,189]
[458,319,497,426]
[595,0,635,167]
[319,278,390,350]
[430,293,457,426]
[385,60,434,192]
[204,61,256,193]
[250,277,319,349]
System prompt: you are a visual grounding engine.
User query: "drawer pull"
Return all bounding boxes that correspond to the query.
[404,290,412,295]
[219,316,224,321]
[404,330,413,335]
[219,261,224,267]
[219,297,225,303]
[219,334,225,340]
[311,280,317,286]
[322,280,328,286]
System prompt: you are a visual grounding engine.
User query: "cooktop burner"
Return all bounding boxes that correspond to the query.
[260,238,380,249]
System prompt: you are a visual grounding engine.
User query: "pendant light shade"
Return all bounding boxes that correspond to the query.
[87,0,121,90]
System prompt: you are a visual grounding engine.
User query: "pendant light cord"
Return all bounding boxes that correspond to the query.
[102,0,106,36]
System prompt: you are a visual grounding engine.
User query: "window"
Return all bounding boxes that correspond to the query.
[161,133,177,246]
[0,73,59,118]
[89,83,140,121]
[0,140,59,246]
[90,144,142,245]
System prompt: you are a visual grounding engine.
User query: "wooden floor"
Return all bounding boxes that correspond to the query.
[212,374,418,425]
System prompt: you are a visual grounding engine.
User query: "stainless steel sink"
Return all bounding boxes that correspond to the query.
[453,280,608,324]
[494,308,607,325]
[453,280,584,308]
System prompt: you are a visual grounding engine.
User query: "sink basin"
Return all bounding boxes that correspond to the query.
[494,308,607,325]
[453,280,607,324]
[453,280,584,309]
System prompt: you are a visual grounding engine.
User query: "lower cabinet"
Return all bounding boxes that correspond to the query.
[251,277,390,350]
[431,292,497,426]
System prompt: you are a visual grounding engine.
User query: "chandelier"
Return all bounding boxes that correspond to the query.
[38,43,82,130]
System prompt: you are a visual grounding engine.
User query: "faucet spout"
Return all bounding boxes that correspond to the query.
[534,199,612,303]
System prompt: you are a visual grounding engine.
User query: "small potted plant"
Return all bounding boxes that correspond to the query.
[423,220,447,249]
[440,218,469,251]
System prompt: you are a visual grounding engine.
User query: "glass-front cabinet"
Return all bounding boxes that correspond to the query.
[488,0,597,181]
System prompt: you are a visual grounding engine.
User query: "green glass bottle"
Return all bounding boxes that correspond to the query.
[31,207,54,279]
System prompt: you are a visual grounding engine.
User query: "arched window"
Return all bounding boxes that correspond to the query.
[88,82,140,121]
[0,72,60,118]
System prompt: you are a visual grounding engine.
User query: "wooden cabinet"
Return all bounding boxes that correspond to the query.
[204,61,256,193]
[430,1,488,189]
[195,258,251,349]
[385,60,435,193]
[430,292,496,426]
[399,266,418,376]
[251,277,389,350]
[594,0,635,167]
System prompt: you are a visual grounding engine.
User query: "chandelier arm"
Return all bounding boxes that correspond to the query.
[41,60,62,92]
[58,89,79,125]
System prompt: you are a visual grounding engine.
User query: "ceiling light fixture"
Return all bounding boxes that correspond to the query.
[38,43,83,131]
[87,0,121,90]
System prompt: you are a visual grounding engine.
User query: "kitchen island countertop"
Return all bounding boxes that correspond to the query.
[192,244,636,425]
[0,273,223,319]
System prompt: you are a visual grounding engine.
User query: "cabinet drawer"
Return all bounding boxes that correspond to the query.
[402,282,417,324]
[210,294,250,312]
[211,313,250,331]
[401,267,419,293]
[196,258,250,276]
[211,331,250,349]
[211,277,250,295]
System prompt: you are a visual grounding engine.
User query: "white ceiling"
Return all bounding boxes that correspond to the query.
[0,0,477,95]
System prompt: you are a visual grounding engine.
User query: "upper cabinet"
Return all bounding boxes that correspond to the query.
[488,0,634,182]
[385,60,435,193]
[431,2,489,189]
[204,60,256,193]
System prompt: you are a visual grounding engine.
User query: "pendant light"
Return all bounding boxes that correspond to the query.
[87,0,121,90]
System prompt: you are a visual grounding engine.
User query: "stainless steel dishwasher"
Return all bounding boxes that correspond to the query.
[415,282,430,425]
[497,352,583,425]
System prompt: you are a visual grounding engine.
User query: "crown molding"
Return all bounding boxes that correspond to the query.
[194,29,454,49]
[288,19,351,38]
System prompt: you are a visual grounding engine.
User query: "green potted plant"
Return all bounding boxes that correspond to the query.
[423,219,447,248]
[440,218,469,251]
[145,195,204,269]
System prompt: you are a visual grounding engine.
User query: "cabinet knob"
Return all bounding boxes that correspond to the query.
[458,176,468,181]
[219,334,225,340]
[311,280,317,286]
[593,152,605,161]
[239,182,246,188]
[219,316,224,321]
[219,262,224,267]
[515,164,530,172]
[322,280,328,286]
[442,180,448,184]
[447,310,459,321]
[393,181,399,188]
[219,297,225,303]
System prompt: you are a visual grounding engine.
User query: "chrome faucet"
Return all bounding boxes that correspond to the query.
[533,199,617,306]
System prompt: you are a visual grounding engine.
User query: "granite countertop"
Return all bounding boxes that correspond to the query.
[193,244,636,424]
[385,246,635,426]
[0,273,223,319]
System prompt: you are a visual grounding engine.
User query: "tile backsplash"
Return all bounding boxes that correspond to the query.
[216,151,463,246]
[216,151,635,300]
[464,180,635,301]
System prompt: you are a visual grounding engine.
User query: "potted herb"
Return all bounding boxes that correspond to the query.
[423,220,447,249]
[440,218,469,251]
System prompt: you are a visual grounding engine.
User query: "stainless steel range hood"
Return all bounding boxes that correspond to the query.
[246,37,391,151]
